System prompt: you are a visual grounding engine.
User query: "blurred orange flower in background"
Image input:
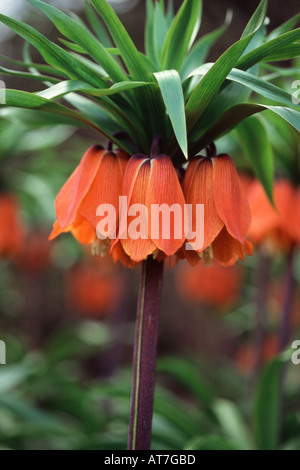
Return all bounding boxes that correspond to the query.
[65,258,125,318]
[181,154,252,266]
[246,179,300,252]
[176,260,243,309]
[16,231,51,274]
[0,194,24,259]
[235,335,277,374]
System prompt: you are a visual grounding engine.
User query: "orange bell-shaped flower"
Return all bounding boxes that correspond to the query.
[112,153,186,263]
[49,145,128,255]
[182,154,252,266]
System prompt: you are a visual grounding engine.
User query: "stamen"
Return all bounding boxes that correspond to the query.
[91,239,110,257]
[204,245,214,266]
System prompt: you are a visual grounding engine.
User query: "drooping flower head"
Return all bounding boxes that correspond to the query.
[49,145,128,257]
[112,153,186,264]
[181,153,252,266]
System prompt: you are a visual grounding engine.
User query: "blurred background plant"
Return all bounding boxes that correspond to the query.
[0,0,299,450]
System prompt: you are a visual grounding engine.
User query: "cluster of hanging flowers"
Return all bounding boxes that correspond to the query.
[50,143,253,267]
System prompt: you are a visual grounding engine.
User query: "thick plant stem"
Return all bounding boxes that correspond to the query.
[278,245,296,353]
[128,257,164,450]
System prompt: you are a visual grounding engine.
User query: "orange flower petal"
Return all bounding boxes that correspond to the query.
[55,145,104,228]
[121,157,156,262]
[110,240,137,268]
[212,227,245,266]
[146,155,186,256]
[184,158,223,251]
[213,154,251,244]
[49,214,95,244]
[79,151,127,231]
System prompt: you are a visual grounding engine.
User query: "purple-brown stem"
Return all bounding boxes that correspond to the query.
[128,257,164,450]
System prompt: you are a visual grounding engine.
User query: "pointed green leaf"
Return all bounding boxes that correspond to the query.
[153,2,169,63]
[161,0,202,71]
[0,13,108,89]
[186,36,255,133]
[90,0,151,81]
[237,117,274,202]
[0,89,133,153]
[267,12,300,40]
[214,399,253,450]
[237,28,300,70]
[154,70,188,158]
[181,25,227,79]
[0,65,59,83]
[145,0,157,65]
[189,63,299,108]
[26,0,127,83]
[190,103,300,156]
[241,0,268,39]
[84,0,112,47]
[37,79,156,100]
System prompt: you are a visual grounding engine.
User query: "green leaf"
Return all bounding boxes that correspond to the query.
[186,36,255,134]
[241,0,268,39]
[161,0,202,71]
[267,12,300,40]
[190,63,299,108]
[90,0,151,81]
[58,38,87,54]
[0,13,108,89]
[0,89,132,153]
[0,65,59,83]
[185,0,268,132]
[84,0,112,47]
[152,1,169,64]
[154,70,188,158]
[213,399,253,450]
[236,116,274,202]
[263,44,300,62]
[237,28,300,70]
[26,0,127,83]
[37,79,156,100]
[90,0,165,139]
[181,25,227,79]
[145,0,157,65]
[0,53,68,78]
[253,355,286,450]
[189,103,300,157]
